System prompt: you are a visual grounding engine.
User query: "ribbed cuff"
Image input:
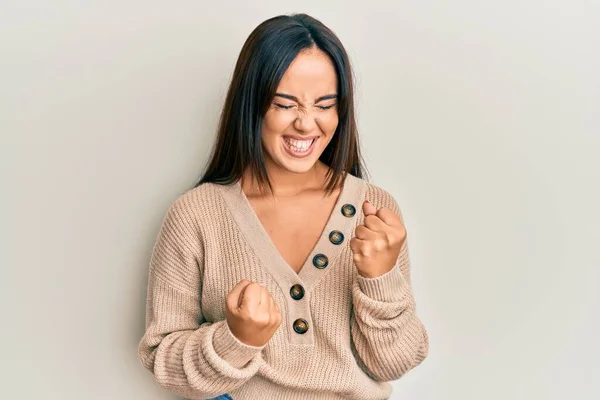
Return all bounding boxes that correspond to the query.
[356,264,409,302]
[212,320,265,369]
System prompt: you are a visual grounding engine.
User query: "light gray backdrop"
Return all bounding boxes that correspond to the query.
[1,1,598,399]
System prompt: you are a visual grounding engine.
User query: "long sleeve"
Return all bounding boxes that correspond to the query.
[350,197,429,382]
[138,197,264,399]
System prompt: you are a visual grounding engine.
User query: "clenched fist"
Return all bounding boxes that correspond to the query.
[226,279,282,347]
[349,200,407,279]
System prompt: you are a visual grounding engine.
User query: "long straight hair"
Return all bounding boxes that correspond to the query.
[195,13,367,195]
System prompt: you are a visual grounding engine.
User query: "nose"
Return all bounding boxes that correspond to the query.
[293,110,318,134]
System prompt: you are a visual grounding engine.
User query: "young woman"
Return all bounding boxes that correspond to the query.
[138,13,429,400]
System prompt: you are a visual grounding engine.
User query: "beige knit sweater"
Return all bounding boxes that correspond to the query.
[138,173,429,400]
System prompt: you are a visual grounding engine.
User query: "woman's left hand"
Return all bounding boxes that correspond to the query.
[349,200,407,279]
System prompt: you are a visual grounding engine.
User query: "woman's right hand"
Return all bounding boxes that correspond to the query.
[226,279,282,347]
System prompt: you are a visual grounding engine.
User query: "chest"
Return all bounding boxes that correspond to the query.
[248,192,340,273]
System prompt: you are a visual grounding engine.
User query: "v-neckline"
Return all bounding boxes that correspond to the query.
[236,174,348,276]
[217,172,365,292]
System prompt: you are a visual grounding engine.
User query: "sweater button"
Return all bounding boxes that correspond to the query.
[290,284,305,300]
[312,254,329,269]
[329,230,344,245]
[341,204,356,217]
[293,318,309,334]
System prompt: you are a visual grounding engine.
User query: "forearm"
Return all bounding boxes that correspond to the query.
[139,276,264,399]
[351,264,429,381]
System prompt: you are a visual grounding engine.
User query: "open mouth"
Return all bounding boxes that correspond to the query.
[282,136,318,157]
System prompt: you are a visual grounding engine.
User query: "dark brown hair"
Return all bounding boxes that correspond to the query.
[195,13,367,194]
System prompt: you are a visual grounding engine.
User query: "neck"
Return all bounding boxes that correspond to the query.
[242,160,328,198]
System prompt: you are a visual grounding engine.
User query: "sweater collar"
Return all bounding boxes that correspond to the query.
[217,172,365,293]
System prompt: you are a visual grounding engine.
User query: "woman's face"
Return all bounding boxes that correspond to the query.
[261,48,339,175]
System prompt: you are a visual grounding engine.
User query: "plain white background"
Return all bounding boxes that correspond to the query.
[1,1,599,399]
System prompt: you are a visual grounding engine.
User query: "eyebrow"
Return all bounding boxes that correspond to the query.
[274,93,338,103]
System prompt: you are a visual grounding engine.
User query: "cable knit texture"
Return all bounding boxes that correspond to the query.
[138,173,429,400]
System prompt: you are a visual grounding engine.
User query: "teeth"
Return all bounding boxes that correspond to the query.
[284,137,314,151]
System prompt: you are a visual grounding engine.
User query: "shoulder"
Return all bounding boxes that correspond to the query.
[162,182,229,229]
[352,175,404,221]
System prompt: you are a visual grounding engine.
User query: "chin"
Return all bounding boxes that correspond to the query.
[273,155,319,174]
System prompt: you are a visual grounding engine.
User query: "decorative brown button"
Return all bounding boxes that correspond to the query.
[312,253,329,269]
[290,284,305,300]
[329,230,344,245]
[341,204,356,217]
[293,318,309,334]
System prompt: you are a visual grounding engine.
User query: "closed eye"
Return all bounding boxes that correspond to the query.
[316,104,336,110]
[274,102,337,110]
[274,103,295,110]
